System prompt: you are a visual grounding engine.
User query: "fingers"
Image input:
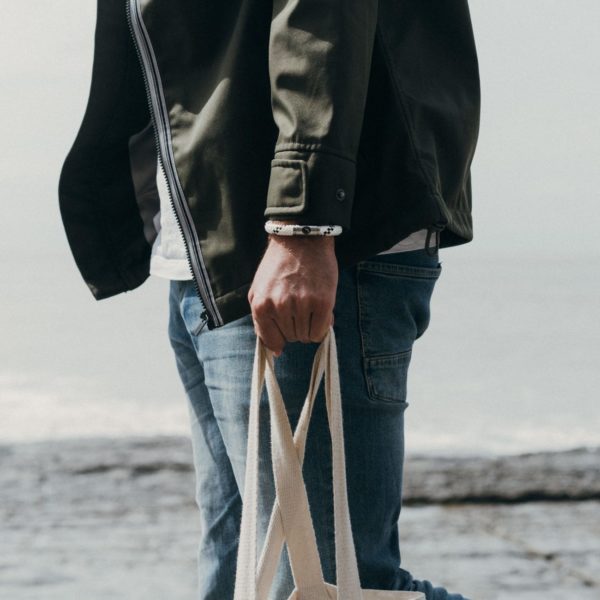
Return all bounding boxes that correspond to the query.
[292,308,311,343]
[308,303,333,343]
[249,295,333,355]
[252,313,286,356]
[249,294,291,356]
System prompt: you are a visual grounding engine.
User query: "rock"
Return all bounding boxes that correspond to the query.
[1,437,599,599]
[403,446,600,504]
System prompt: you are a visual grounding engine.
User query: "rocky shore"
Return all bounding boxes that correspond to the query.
[1,436,598,599]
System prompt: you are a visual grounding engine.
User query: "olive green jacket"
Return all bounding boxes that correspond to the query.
[59,0,480,329]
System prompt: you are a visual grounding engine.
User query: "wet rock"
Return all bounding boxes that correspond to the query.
[1,437,598,599]
[403,446,600,504]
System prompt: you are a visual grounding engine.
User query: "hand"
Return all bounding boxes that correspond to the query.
[248,230,338,356]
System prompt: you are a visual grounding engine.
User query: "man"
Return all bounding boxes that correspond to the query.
[59,1,480,598]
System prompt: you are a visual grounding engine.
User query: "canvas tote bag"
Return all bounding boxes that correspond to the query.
[233,326,424,600]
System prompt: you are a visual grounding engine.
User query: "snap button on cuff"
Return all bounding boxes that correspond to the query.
[335,188,346,201]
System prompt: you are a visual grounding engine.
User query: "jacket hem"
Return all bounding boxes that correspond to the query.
[210,281,254,329]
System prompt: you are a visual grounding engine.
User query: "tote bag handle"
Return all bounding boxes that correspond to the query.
[234,326,364,600]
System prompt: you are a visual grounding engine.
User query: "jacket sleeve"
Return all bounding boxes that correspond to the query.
[264,0,379,231]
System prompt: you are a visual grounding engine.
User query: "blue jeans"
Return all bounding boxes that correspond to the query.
[168,248,470,600]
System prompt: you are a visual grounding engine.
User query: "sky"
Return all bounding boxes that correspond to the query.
[0,1,598,454]
[1,1,599,262]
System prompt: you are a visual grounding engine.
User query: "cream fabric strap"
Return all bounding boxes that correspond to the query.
[233,327,425,600]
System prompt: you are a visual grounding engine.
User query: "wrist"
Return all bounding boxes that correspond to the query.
[268,231,335,246]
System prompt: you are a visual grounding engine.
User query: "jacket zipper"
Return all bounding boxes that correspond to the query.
[125,0,223,329]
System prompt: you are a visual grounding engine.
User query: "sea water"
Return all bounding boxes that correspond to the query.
[1,253,598,457]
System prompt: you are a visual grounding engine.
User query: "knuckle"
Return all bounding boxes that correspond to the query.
[313,296,331,312]
[251,296,274,316]
[294,291,311,307]
[272,296,290,314]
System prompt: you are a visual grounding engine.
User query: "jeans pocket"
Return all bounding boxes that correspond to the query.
[363,348,412,407]
[357,258,441,350]
[177,280,208,337]
[356,253,440,406]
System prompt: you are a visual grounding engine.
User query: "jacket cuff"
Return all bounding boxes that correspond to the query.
[264,150,355,230]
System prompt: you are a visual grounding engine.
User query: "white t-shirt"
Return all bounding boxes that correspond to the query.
[149,160,194,280]
[149,157,431,281]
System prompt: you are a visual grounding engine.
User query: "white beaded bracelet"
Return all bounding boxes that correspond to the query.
[264,220,343,237]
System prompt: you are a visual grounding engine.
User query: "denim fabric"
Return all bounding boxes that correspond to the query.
[168,248,471,600]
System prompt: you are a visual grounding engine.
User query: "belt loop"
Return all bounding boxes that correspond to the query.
[424,225,441,257]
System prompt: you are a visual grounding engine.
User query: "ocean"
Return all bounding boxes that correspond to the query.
[2,252,598,457]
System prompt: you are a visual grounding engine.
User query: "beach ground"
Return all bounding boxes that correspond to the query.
[1,437,598,600]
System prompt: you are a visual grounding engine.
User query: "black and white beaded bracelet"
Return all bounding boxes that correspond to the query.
[264,220,343,237]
